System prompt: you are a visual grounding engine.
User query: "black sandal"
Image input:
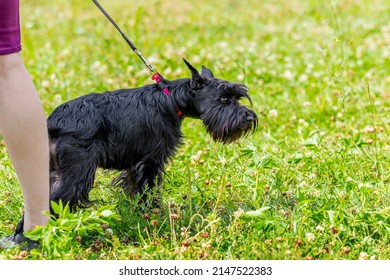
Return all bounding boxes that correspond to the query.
[0,215,39,251]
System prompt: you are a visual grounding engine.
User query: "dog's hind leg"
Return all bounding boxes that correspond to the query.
[49,138,98,212]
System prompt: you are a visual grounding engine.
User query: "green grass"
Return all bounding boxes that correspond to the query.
[1,0,389,260]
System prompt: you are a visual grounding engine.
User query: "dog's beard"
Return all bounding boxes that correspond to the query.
[201,106,258,144]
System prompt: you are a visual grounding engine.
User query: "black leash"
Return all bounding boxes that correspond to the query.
[92,0,183,117]
[92,0,157,75]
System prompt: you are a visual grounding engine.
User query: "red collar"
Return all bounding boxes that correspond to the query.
[152,73,184,118]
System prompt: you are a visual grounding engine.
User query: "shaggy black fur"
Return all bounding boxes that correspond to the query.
[48,59,258,211]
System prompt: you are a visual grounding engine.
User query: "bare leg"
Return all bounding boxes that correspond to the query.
[0,53,49,231]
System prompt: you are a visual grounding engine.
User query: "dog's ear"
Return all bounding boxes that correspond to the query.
[201,66,214,78]
[183,58,203,88]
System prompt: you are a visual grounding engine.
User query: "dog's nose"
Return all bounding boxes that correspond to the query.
[245,112,255,123]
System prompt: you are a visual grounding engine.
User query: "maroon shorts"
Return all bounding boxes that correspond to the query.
[0,0,21,55]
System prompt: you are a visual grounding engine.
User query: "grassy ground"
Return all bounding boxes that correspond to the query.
[0,0,389,260]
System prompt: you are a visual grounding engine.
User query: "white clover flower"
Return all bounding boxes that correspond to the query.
[269,109,278,117]
[313,190,321,197]
[305,232,315,242]
[190,154,200,161]
[298,118,308,126]
[41,80,50,88]
[359,252,368,260]
[283,70,294,80]
[299,74,308,82]
[316,225,324,232]
[233,208,244,218]
[363,125,376,133]
[237,73,245,81]
[91,61,101,70]
[299,181,308,187]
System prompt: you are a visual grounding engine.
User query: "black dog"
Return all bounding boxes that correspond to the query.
[48,59,258,211]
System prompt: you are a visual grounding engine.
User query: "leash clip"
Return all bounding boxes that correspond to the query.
[152,73,171,97]
[151,72,162,83]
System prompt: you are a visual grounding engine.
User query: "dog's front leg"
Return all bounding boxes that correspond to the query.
[113,160,163,204]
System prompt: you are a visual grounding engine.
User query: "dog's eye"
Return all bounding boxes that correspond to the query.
[221,97,229,103]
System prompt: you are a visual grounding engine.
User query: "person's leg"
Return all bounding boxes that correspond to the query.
[0,52,50,231]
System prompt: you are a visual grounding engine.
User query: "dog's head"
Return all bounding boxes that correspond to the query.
[182,59,258,144]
